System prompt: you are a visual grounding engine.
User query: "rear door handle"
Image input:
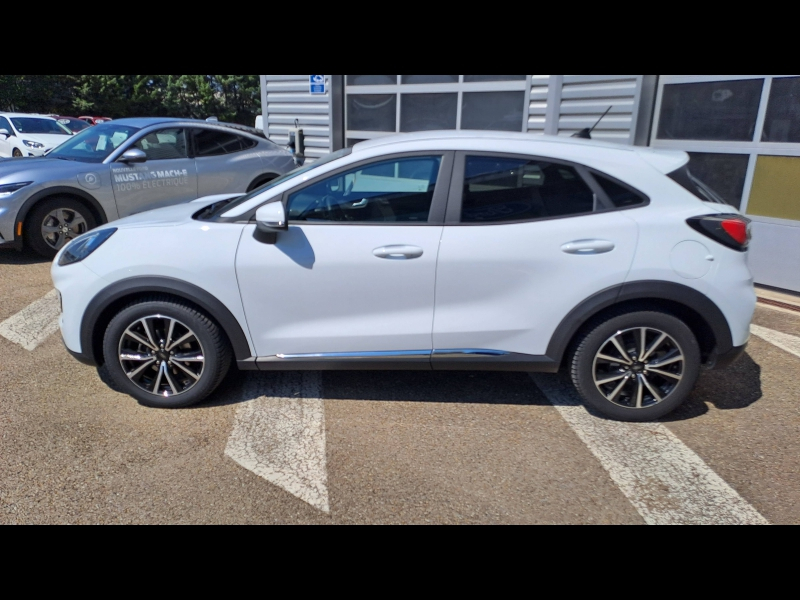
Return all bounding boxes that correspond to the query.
[373,245,424,259]
[560,239,615,254]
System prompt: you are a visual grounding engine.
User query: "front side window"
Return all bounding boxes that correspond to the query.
[287,156,442,223]
[461,156,595,223]
[134,128,188,160]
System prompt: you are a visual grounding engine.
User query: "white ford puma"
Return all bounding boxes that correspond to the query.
[51,131,755,421]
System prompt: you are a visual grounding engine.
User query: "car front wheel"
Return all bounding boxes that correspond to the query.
[570,310,701,422]
[102,297,231,408]
[26,196,97,258]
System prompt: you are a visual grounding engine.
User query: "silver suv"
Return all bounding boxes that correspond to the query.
[0,117,296,257]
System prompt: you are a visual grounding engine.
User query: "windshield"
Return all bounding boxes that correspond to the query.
[10,117,72,135]
[668,165,728,205]
[202,147,354,220]
[57,118,92,133]
[47,122,140,163]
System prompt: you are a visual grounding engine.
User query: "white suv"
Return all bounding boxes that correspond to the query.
[51,131,755,421]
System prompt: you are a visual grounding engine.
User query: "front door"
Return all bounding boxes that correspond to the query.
[235,153,450,358]
[111,127,198,217]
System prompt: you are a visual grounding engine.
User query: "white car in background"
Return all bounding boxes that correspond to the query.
[0,113,73,158]
[51,130,755,422]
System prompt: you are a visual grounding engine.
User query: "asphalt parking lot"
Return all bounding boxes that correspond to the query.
[1,249,798,524]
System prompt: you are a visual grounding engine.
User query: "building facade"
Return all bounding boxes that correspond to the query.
[259,75,800,292]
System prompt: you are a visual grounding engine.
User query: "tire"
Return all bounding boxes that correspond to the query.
[12,147,22,157]
[26,196,97,259]
[570,310,701,422]
[102,297,232,408]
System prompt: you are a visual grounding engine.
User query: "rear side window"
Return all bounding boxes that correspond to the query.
[192,128,244,156]
[667,165,728,205]
[592,172,648,208]
[461,156,595,223]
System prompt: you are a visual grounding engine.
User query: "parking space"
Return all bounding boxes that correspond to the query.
[1,248,798,524]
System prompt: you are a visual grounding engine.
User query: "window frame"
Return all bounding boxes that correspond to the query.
[243,150,455,226]
[444,151,627,226]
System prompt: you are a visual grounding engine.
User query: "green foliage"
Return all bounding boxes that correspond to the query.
[0,75,262,126]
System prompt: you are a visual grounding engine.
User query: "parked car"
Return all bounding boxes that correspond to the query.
[0,113,73,157]
[53,116,93,134]
[51,130,755,422]
[0,117,296,258]
[79,116,112,125]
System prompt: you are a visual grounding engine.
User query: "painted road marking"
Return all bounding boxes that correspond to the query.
[0,289,60,351]
[751,324,800,360]
[531,373,769,525]
[225,371,330,513]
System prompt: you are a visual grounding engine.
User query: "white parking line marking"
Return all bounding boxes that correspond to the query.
[750,324,800,360]
[225,371,330,513]
[531,373,769,525]
[0,289,60,351]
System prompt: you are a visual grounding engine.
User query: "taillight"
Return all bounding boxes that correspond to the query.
[686,214,751,251]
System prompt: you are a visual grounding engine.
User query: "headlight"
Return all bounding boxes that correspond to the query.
[22,140,44,149]
[0,181,33,197]
[57,228,117,266]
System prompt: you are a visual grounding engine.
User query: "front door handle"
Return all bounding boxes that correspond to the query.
[373,245,424,259]
[561,239,615,255]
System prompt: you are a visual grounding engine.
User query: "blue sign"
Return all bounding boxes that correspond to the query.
[309,74,326,95]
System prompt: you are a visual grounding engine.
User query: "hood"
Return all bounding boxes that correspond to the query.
[111,193,245,229]
[17,132,73,148]
[0,156,95,182]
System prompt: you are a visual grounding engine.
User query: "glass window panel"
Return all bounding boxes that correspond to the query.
[347,94,396,132]
[461,156,595,222]
[762,76,800,142]
[463,75,526,82]
[287,156,441,223]
[657,79,763,141]
[685,152,749,209]
[461,91,525,131]
[746,155,800,221]
[401,75,458,84]
[192,128,243,156]
[134,128,188,160]
[346,75,397,85]
[593,173,648,208]
[400,93,457,132]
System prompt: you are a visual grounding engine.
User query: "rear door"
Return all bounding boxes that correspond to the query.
[432,151,640,362]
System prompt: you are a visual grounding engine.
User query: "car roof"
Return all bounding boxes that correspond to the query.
[0,112,59,119]
[351,129,638,153]
[105,117,268,138]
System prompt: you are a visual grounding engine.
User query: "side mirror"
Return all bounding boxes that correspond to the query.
[119,148,147,163]
[256,202,288,232]
[254,202,287,244]
[0,128,10,138]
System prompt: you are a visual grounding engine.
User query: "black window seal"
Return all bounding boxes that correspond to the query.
[445,150,620,226]
[218,150,455,226]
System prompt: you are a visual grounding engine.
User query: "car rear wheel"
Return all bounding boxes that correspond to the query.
[26,196,97,258]
[102,297,231,408]
[570,310,701,422]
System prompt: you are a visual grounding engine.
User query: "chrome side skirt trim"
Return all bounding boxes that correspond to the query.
[276,350,431,359]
